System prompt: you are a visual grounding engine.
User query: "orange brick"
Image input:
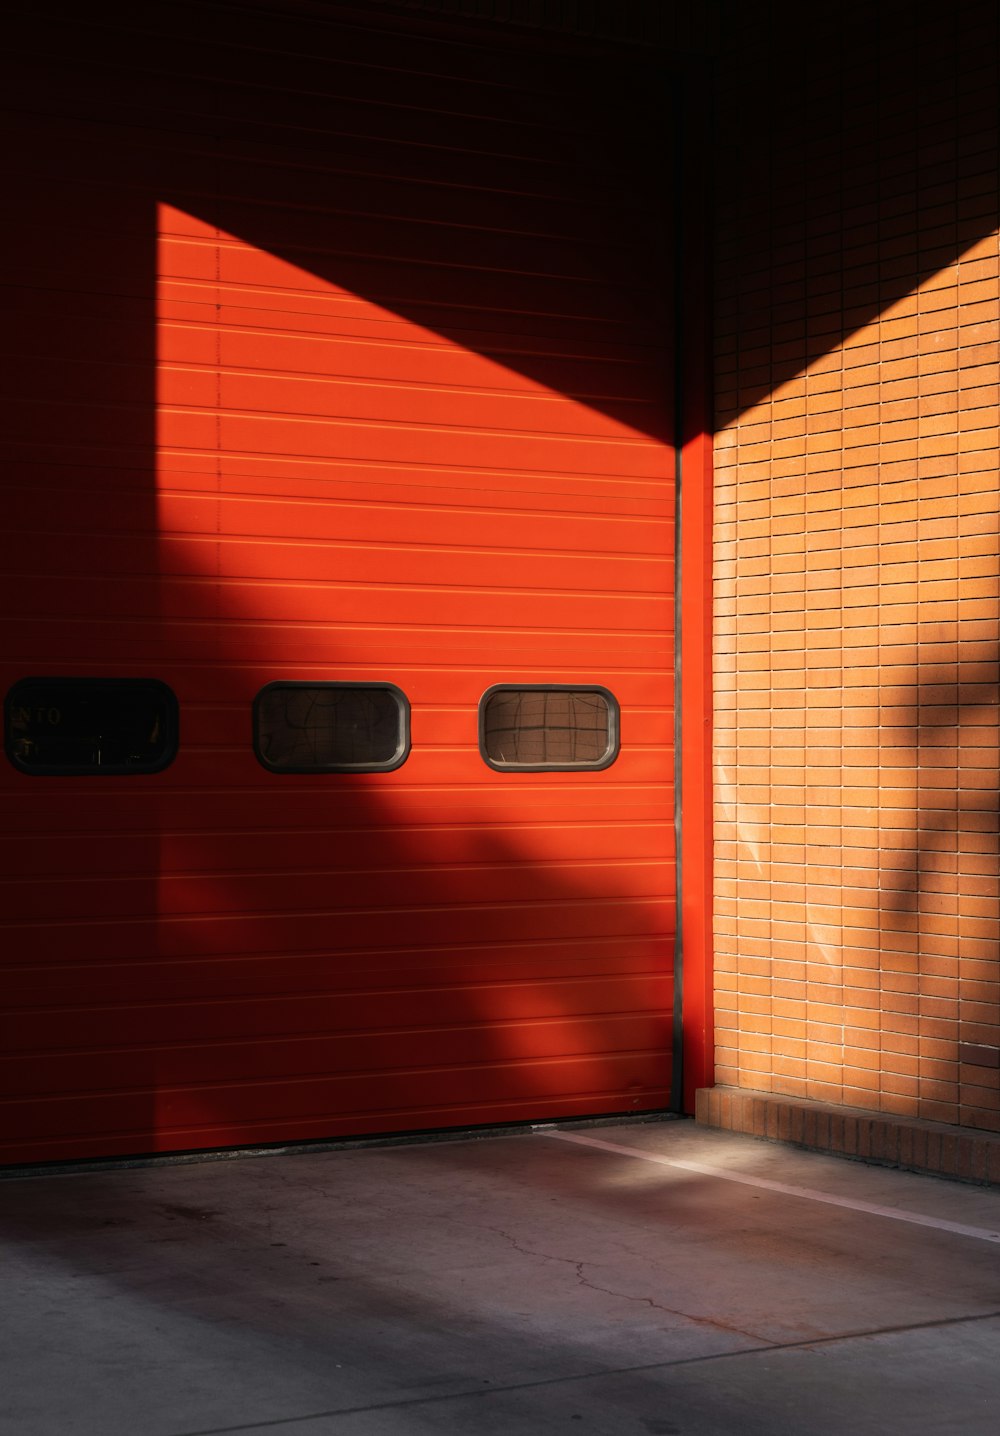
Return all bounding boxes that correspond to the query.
[712,26,999,1138]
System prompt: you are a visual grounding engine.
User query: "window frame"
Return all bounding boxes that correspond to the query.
[252,680,411,774]
[478,683,620,773]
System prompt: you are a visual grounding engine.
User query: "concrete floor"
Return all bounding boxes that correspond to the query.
[3,1119,1000,1435]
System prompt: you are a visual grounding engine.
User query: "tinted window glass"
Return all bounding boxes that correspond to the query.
[4,678,178,775]
[479,686,619,770]
[254,683,410,772]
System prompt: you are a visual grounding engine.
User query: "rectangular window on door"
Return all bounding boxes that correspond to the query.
[254,682,410,772]
[479,685,619,771]
[4,677,178,775]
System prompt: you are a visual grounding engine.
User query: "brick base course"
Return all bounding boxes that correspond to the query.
[696,1086,1000,1187]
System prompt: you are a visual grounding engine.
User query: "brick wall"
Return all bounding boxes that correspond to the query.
[712,2,1000,1130]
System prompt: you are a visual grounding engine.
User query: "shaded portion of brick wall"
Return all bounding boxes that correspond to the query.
[713,1,1000,1130]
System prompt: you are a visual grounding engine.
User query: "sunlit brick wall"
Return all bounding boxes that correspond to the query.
[712,1,1000,1129]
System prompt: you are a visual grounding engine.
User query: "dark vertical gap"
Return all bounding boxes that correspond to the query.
[670,71,688,1114]
[670,56,715,1114]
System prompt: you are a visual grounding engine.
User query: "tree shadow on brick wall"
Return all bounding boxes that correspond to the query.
[881,638,1000,1125]
[715,0,1000,1121]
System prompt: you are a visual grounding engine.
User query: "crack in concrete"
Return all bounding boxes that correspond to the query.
[482,1226,766,1342]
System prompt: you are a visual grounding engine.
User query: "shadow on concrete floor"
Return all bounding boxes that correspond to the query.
[3,1119,1000,1435]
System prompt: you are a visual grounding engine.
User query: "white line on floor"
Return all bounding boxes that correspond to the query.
[543,1130,1000,1245]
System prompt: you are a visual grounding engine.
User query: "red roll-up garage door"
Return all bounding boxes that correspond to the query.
[0,2,678,1163]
